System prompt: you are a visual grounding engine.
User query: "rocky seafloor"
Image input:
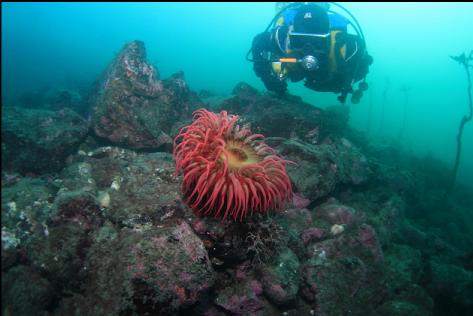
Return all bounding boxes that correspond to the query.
[2,41,473,316]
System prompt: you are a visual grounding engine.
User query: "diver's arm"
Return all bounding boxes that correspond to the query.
[339,35,373,103]
[252,32,288,94]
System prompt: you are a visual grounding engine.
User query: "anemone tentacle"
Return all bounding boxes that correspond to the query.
[173,108,293,221]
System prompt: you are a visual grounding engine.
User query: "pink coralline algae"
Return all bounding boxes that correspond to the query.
[357,224,384,262]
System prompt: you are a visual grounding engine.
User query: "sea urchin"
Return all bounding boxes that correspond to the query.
[173,109,293,221]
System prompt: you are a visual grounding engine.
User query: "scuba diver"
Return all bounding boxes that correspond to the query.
[247,2,373,104]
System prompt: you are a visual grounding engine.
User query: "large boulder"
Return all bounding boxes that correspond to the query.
[300,200,387,315]
[260,249,301,306]
[1,266,55,315]
[214,279,266,315]
[213,82,350,141]
[275,137,371,201]
[56,222,215,315]
[1,106,88,174]
[64,147,186,227]
[1,177,57,270]
[16,86,88,116]
[90,40,203,150]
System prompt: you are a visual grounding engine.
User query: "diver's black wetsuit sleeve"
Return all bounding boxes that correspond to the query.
[252,32,287,94]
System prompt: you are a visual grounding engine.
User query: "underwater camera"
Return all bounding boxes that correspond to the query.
[301,55,319,71]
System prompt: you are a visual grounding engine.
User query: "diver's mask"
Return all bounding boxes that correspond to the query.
[287,32,329,73]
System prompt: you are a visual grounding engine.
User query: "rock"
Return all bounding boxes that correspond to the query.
[52,190,101,229]
[26,222,92,290]
[301,227,326,245]
[1,266,55,315]
[371,196,406,245]
[17,88,49,109]
[1,106,88,174]
[384,245,423,292]
[365,142,402,167]
[90,41,203,150]
[315,198,359,226]
[197,89,215,99]
[215,280,265,315]
[357,223,384,262]
[369,159,416,196]
[232,81,260,97]
[18,167,101,290]
[105,152,184,225]
[323,105,350,136]
[398,221,429,251]
[375,300,432,316]
[214,82,356,142]
[16,86,88,116]
[260,249,301,306]
[292,192,311,209]
[58,161,97,194]
[198,216,286,268]
[276,138,371,201]
[215,83,324,140]
[75,147,185,226]
[279,208,313,233]
[74,221,215,315]
[301,236,387,314]
[61,146,187,226]
[392,284,434,315]
[1,177,57,268]
[299,200,389,313]
[427,259,473,311]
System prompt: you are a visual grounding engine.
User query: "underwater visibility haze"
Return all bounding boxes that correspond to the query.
[2,2,473,315]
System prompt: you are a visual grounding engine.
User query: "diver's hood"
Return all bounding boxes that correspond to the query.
[292,4,330,35]
[290,4,330,51]
[274,4,330,55]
